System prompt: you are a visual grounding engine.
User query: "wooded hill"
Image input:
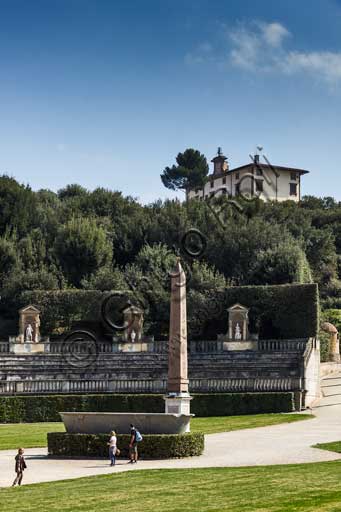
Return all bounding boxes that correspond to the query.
[0,175,340,343]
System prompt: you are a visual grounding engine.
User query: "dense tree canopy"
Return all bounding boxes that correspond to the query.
[0,173,340,340]
[54,217,113,287]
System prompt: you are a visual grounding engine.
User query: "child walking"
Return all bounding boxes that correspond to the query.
[12,448,27,486]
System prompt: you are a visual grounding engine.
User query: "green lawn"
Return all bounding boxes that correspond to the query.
[2,463,341,511]
[0,414,311,450]
[314,441,341,453]
[190,413,312,434]
[0,422,65,450]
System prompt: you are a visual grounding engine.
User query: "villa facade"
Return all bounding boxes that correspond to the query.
[187,149,309,202]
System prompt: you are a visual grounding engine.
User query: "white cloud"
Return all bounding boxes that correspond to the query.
[229,26,262,70]
[185,19,341,87]
[282,51,341,83]
[229,21,289,71]
[259,22,290,47]
[227,20,341,86]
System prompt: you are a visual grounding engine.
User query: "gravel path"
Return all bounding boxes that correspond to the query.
[1,374,341,487]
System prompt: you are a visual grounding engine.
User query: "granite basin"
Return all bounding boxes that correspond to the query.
[60,412,193,434]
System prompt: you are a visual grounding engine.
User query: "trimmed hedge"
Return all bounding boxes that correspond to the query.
[0,394,163,423]
[191,392,294,417]
[0,392,294,423]
[20,290,105,335]
[47,432,204,459]
[20,284,318,339]
[208,284,319,339]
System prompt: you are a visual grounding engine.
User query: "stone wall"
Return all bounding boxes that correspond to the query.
[303,338,321,407]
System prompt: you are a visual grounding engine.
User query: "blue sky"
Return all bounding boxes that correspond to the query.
[0,0,341,202]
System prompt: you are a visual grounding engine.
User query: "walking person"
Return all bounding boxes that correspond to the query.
[12,448,27,486]
[129,423,143,464]
[107,430,117,466]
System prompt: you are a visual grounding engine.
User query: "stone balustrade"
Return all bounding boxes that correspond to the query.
[0,342,9,353]
[258,339,308,352]
[0,376,302,395]
[0,337,312,403]
[190,340,222,353]
[48,341,114,354]
[0,338,309,355]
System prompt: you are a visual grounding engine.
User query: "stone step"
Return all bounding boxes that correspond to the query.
[0,354,300,365]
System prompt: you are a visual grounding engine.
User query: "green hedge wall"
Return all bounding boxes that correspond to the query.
[20,283,318,339]
[205,284,319,339]
[20,290,105,335]
[0,392,294,423]
[0,394,163,423]
[191,392,294,416]
[47,432,204,459]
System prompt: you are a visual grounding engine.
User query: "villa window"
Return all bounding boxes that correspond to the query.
[256,168,263,176]
[290,183,297,196]
[255,179,263,192]
[222,177,226,184]
[235,183,240,195]
[235,172,239,180]
[210,181,214,188]
[290,172,297,181]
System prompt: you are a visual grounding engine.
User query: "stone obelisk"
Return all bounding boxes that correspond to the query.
[164,259,192,418]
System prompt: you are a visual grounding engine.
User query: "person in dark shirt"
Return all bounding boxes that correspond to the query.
[129,424,138,463]
[12,448,27,486]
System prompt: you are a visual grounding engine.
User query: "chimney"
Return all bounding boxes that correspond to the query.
[211,147,229,175]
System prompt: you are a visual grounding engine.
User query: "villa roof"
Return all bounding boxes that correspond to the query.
[207,163,309,181]
[228,163,310,175]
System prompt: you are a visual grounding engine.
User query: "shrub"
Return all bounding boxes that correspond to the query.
[319,330,330,362]
[323,309,341,333]
[191,392,294,416]
[47,432,204,459]
[319,308,341,362]
[0,392,294,423]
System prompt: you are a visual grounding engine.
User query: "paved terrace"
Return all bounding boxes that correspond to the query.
[1,374,341,487]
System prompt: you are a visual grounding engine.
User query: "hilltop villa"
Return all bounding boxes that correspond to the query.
[187,148,309,202]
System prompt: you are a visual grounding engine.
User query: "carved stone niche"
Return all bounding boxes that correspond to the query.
[9,304,49,354]
[221,303,257,351]
[122,304,144,342]
[18,305,41,343]
[227,303,249,341]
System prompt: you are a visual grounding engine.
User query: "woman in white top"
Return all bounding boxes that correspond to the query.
[108,430,117,466]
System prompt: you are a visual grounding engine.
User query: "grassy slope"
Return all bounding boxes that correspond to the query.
[314,441,341,453]
[2,463,341,512]
[0,414,312,450]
